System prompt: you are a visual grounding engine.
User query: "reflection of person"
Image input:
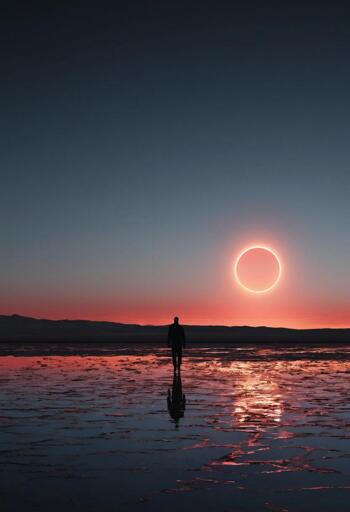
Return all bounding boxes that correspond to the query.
[167,316,186,370]
[167,373,186,427]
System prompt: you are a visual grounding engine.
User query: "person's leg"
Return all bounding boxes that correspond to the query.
[172,348,176,370]
[178,347,182,369]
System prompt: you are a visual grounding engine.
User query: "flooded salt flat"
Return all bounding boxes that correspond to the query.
[0,344,349,511]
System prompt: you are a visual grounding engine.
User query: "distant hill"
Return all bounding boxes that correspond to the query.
[0,314,349,343]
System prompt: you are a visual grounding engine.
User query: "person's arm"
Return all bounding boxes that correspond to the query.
[182,327,186,348]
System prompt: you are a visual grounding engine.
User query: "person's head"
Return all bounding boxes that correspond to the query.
[174,316,179,324]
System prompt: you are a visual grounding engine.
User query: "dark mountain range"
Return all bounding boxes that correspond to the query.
[0,314,349,343]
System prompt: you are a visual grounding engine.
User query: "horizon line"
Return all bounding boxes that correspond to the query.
[2,313,350,331]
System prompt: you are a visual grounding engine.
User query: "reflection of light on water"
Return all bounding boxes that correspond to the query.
[210,361,283,429]
[233,376,283,428]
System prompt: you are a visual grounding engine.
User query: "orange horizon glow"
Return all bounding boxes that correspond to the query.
[1,236,349,330]
[1,306,349,329]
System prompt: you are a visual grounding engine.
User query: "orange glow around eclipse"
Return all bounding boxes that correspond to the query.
[234,245,282,294]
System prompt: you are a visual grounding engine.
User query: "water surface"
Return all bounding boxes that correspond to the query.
[0,344,349,511]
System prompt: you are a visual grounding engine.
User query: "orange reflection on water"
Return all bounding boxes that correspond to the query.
[210,360,283,429]
[0,353,165,372]
[1,347,349,436]
[233,375,283,428]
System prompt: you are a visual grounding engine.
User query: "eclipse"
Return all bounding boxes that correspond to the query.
[234,245,282,294]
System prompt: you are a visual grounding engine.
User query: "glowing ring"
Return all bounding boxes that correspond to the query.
[234,245,282,294]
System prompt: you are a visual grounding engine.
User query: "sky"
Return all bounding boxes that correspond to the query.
[1,1,350,327]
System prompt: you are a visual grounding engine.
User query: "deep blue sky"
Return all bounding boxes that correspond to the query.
[2,1,350,326]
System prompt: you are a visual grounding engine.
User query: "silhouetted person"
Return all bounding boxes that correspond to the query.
[167,372,186,427]
[168,316,186,370]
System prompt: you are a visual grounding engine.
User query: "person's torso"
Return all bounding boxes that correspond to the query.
[170,324,184,345]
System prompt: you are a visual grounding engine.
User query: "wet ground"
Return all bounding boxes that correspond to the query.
[0,344,349,511]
